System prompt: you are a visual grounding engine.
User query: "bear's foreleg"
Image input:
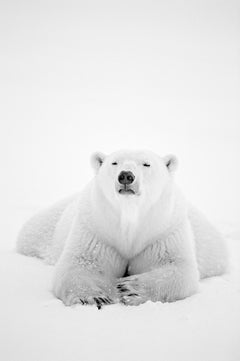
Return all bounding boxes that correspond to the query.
[117,223,200,305]
[53,218,127,308]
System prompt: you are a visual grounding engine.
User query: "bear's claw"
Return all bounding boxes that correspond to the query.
[93,296,113,309]
[64,294,113,308]
[116,278,148,306]
[116,284,129,293]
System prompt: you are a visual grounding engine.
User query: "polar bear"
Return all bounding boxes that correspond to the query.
[17,150,228,308]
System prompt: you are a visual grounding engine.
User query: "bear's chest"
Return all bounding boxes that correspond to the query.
[93,200,168,259]
[104,211,158,259]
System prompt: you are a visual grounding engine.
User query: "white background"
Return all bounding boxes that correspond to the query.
[0,2,240,361]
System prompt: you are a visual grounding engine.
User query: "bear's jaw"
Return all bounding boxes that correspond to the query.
[116,183,140,196]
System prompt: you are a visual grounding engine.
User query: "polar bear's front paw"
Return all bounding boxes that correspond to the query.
[116,277,148,306]
[53,275,117,309]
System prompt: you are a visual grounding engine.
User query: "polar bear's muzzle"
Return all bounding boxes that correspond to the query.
[116,171,139,195]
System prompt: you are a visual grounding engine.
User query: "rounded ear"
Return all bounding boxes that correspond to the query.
[90,152,106,172]
[163,154,178,172]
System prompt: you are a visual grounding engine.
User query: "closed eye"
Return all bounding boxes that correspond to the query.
[112,162,118,165]
[143,163,150,167]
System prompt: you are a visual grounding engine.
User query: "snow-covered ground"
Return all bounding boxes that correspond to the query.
[0,206,240,361]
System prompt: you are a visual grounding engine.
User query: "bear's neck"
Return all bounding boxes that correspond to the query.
[90,182,182,259]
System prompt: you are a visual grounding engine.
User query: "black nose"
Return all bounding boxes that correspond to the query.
[118,171,135,185]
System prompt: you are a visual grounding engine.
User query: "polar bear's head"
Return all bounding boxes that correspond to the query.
[91,150,178,208]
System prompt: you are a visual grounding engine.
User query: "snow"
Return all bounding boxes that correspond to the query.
[1,206,240,361]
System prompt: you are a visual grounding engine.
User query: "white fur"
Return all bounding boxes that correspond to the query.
[17,150,228,307]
